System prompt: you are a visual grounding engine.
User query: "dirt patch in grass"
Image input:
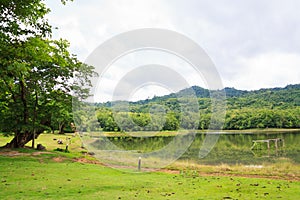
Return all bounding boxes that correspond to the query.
[52,157,65,162]
[0,150,27,156]
[196,171,299,181]
[157,169,180,174]
[32,151,53,155]
[0,150,53,157]
[73,157,103,165]
[156,169,300,181]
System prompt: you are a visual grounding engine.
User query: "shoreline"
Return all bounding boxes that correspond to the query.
[89,128,300,137]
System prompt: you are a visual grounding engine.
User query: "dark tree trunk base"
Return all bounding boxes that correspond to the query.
[3,132,40,148]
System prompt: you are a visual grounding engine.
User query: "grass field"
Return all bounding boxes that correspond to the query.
[0,133,300,199]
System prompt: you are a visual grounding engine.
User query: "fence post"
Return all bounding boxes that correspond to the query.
[138,157,142,171]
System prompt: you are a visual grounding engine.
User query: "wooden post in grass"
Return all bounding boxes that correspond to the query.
[32,131,35,149]
[138,157,142,171]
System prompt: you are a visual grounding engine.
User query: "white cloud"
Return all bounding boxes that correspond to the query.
[129,84,172,102]
[45,0,300,102]
[94,50,206,102]
[46,0,175,60]
[227,53,300,90]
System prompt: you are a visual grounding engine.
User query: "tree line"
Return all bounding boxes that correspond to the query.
[93,106,300,132]
[91,85,300,132]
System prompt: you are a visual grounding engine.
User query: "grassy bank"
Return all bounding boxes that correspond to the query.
[1,132,300,177]
[0,133,300,199]
[0,152,299,200]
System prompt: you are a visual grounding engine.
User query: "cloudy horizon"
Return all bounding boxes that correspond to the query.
[45,0,300,102]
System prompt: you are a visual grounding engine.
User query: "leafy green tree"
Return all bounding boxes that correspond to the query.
[163,112,179,131]
[96,108,120,132]
[0,0,95,148]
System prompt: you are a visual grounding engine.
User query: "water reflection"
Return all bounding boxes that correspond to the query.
[89,131,300,165]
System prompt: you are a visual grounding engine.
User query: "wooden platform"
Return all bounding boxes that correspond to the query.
[251,138,285,157]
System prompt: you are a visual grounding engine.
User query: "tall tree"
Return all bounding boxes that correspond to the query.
[0,0,95,148]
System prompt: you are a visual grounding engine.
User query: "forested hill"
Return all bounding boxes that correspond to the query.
[94,84,300,131]
[131,84,300,107]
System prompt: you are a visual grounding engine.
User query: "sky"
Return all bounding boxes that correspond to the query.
[45,0,300,102]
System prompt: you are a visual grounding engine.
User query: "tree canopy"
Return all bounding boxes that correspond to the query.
[0,0,95,148]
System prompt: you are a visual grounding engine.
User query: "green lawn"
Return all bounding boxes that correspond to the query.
[0,133,83,153]
[0,133,300,199]
[0,153,299,200]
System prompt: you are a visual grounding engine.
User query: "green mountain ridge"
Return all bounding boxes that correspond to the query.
[93,84,300,131]
[124,83,300,106]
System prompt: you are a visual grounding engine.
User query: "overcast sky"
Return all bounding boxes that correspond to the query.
[45,0,300,102]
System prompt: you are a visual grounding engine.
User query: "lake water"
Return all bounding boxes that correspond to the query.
[87,131,300,166]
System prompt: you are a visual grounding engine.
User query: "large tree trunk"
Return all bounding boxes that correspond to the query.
[20,79,29,125]
[58,123,65,134]
[4,132,34,148]
[3,78,33,148]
